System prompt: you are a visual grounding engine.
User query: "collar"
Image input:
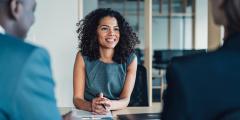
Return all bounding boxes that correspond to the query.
[0,25,5,34]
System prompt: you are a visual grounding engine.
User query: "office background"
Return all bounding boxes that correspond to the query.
[26,0,221,107]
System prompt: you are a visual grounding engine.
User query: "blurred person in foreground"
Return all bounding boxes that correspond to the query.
[162,0,240,119]
[0,0,70,119]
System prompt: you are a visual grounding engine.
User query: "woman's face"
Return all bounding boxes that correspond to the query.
[97,16,120,49]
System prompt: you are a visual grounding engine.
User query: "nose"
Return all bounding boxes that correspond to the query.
[108,29,115,36]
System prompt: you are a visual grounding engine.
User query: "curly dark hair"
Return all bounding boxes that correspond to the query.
[77,8,140,64]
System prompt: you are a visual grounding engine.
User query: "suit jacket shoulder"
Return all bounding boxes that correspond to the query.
[0,34,38,108]
[162,48,240,120]
[0,34,61,120]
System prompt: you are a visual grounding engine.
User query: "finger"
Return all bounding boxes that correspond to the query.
[92,105,100,113]
[95,104,102,110]
[104,106,110,112]
[98,97,109,102]
[99,100,111,107]
[96,98,108,105]
[94,108,107,115]
[92,111,98,115]
[92,98,98,104]
[104,103,111,107]
[92,101,101,111]
[95,105,107,112]
[95,97,104,102]
[92,98,103,105]
[98,109,108,115]
[97,104,107,110]
[97,100,105,105]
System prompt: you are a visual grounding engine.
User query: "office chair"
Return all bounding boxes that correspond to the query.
[128,64,148,106]
[153,49,206,100]
[153,50,183,70]
[183,49,206,56]
[135,48,144,65]
[153,50,183,100]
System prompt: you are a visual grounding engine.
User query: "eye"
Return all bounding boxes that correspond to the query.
[101,27,109,32]
[114,28,119,31]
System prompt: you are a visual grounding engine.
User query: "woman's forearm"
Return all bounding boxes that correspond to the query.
[73,97,92,112]
[110,98,130,110]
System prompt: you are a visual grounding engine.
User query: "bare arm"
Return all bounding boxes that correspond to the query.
[100,56,137,110]
[73,53,107,114]
[73,52,92,111]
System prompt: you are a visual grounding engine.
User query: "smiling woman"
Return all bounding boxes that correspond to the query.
[97,16,120,50]
[73,8,140,115]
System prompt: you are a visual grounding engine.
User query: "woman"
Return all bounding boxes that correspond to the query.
[73,8,139,115]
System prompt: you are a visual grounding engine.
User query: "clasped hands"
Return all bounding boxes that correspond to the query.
[91,93,111,115]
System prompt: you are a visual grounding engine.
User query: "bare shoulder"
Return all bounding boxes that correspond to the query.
[74,52,85,67]
[127,55,137,70]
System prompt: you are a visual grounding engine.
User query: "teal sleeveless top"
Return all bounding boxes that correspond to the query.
[83,53,136,101]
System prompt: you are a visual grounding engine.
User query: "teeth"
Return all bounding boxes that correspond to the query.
[106,39,114,42]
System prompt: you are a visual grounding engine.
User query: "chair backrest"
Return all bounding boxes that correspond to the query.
[153,50,183,69]
[135,48,144,65]
[153,50,183,64]
[182,49,206,56]
[128,64,148,106]
[153,49,206,69]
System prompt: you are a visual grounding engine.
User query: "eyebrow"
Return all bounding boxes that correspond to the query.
[99,25,119,28]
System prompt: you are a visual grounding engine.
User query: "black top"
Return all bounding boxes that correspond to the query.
[162,32,240,120]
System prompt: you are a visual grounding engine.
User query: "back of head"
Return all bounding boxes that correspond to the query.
[223,0,240,33]
[0,0,36,39]
[0,0,9,13]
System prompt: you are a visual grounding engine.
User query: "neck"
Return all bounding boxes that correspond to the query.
[99,48,114,62]
[0,17,24,39]
[0,14,9,34]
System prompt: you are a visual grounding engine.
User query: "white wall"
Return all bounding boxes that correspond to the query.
[27,0,78,107]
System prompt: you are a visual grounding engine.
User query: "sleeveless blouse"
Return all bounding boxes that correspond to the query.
[82,53,136,101]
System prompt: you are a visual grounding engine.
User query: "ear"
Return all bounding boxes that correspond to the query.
[9,0,23,20]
